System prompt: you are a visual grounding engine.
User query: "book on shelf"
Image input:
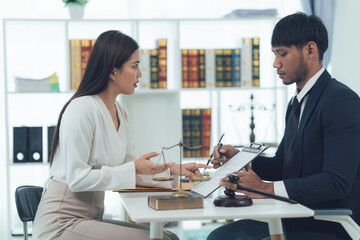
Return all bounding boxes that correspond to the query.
[198,49,206,88]
[188,49,199,88]
[201,108,212,158]
[80,39,92,85]
[231,49,241,87]
[190,109,202,157]
[139,49,151,88]
[70,39,95,90]
[205,49,216,88]
[182,109,192,158]
[150,49,159,88]
[241,38,253,87]
[252,37,260,87]
[223,49,233,87]
[15,73,59,92]
[182,108,212,158]
[157,39,167,89]
[70,39,82,90]
[215,49,224,87]
[181,49,189,88]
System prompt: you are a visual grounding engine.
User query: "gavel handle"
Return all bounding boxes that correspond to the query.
[237,185,297,204]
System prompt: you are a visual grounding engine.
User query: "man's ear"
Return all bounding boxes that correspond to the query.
[305,41,318,58]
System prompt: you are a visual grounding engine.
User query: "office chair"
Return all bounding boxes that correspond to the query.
[314,208,360,239]
[15,185,43,240]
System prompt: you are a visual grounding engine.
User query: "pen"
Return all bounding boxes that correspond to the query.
[218,143,224,165]
[206,133,225,165]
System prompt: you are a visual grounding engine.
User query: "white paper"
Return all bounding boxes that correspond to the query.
[191,144,269,198]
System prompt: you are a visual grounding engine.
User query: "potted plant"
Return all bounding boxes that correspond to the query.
[63,0,89,19]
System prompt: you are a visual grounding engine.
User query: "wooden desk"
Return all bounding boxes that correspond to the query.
[118,191,314,240]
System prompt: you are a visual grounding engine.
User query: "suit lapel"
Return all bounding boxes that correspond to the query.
[289,70,331,178]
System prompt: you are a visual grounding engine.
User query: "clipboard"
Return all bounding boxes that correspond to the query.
[190,143,270,198]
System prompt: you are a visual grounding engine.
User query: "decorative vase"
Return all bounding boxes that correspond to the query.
[68,5,85,20]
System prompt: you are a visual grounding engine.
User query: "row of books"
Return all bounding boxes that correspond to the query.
[139,39,167,89]
[182,108,211,158]
[69,39,96,90]
[182,37,260,88]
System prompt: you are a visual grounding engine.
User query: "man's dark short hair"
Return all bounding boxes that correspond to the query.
[271,12,328,61]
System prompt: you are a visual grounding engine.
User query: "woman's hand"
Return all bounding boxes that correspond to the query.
[170,162,212,178]
[134,152,175,175]
[211,144,240,169]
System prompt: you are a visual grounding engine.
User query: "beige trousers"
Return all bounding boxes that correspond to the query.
[33,179,178,240]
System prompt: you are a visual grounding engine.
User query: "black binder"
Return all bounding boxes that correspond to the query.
[13,127,28,163]
[27,127,43,163]
[47,126,56,161]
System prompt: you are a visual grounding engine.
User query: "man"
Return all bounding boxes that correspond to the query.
[207,12,360,240]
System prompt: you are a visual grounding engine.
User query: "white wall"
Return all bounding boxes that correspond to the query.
[332,0,360,94]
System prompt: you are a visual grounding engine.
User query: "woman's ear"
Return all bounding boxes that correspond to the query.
[109,68,117,80]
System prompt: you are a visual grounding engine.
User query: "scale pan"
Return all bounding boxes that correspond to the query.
[152,177,175,181]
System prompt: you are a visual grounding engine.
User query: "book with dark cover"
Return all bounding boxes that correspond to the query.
[80,39,92,82]
[252,37,260,87]
[150,49,159,88]
[223,49,233,87]
[198,49,206,88]
[27,127,43,163]
[190,109,202,157]
[182,109,192,158]
[232,49,241,87]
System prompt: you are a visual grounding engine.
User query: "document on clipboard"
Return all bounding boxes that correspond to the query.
[191,143,270,198]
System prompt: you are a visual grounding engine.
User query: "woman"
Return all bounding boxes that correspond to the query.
[33,30,208,240]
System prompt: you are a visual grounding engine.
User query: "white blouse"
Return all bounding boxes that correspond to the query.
[50,95,173,192]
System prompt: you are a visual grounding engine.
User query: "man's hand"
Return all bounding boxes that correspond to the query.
[211,144,240,169]
[219,165,274,198]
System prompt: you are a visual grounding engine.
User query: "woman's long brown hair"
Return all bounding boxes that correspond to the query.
[49,30,139,166]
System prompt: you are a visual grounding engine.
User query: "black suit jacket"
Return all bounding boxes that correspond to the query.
[253,70,360,238]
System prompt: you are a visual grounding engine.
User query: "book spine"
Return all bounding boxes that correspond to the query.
[223,49,233,87]
[188,49,199,88]
[201,108,212,157]
[150,49,159,88]
[198,49,206,88]
[140,49,151,88]
[231,49,241,87]
[157,39,167,89]
[182,109,192,158]
[49,74,59,92]
[190,109,202,157]
[252,37,260,87]
[205,49,216,88]
[241,38,252,87]
[80,39,92,82]
[70,39,82,90]
[215,49,224,87]
[181,49,189,88]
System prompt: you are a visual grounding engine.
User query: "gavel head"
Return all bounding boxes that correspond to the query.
[224,174,240,197]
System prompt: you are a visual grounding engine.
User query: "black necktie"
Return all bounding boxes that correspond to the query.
[283,96,302,179]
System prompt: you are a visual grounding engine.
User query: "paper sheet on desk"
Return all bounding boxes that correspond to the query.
[191,144,269,198]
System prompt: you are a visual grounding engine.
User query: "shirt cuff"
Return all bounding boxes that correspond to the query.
[274,181,289,198]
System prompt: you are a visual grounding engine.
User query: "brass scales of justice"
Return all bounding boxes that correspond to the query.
[148,140,210,210]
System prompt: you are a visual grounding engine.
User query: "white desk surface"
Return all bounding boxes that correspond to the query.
[118,191,314,223]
